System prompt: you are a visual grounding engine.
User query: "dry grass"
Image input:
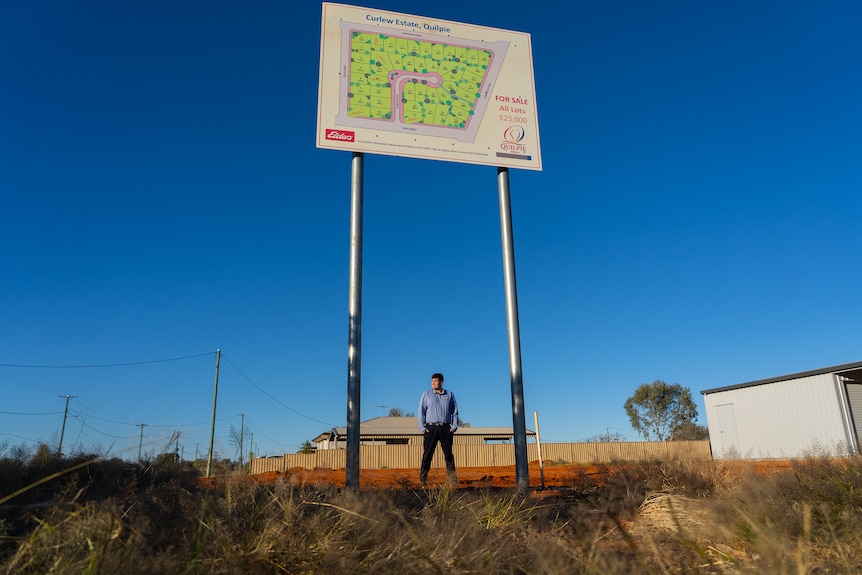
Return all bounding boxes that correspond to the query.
[3,443,862,574]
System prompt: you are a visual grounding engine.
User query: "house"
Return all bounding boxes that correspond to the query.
[312,416,535,450]
[701,360,862,459]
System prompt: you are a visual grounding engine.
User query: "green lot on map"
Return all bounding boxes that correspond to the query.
[347,31,492,128]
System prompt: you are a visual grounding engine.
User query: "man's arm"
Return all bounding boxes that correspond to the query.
[417,392,427,431]
[449,393,458,432]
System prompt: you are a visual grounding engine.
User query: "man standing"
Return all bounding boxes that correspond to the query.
[418,372,458,486]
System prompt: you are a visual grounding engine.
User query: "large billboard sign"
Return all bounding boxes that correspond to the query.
[317,3,542,170]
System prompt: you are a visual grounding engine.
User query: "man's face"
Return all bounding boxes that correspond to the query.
[431,377,443,391]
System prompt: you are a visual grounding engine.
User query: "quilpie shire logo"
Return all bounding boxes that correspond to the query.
[500,125,527,154]
[325,129,355,143]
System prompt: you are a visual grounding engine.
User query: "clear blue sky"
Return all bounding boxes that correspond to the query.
[2,1,860,460]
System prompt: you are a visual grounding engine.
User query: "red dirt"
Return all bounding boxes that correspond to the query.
[198,459,794,491]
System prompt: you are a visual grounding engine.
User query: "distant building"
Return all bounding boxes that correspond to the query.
[701,361,862,459]
[312,416,535,450]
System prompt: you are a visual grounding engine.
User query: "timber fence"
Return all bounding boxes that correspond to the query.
[250,440,712,474]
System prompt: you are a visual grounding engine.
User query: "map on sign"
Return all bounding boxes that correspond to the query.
[337,24,508,143]
[318,3,542,170]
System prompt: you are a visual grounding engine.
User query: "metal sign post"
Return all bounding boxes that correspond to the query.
[498,167,529,493]
[346,152,364,490]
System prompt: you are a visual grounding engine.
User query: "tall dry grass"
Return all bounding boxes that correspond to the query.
[3,443,862,574]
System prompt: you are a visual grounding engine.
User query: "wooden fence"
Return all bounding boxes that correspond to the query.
[250,441,712,474]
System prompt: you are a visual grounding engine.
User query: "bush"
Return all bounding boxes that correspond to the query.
[3,454,862,573]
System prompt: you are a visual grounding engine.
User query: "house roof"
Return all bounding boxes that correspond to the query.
[312,416,535,442]
[700,360,862,395]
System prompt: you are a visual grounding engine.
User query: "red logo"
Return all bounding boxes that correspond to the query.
[325,129,355,142]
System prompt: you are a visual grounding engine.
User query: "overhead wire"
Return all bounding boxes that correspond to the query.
[0,410,63,416]
[244,415,294,452]
[2,350,332,455]
[0,351,216,369]
[221,353,336,427]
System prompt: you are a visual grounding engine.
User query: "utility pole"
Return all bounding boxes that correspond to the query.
[137,423,148,461]
[206,349,221,478]
[194,443,200,461]
[239,412,244,467]
[57,395,78,456]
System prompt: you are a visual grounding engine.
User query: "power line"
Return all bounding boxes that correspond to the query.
[244,416,293,452]
[75,419,131,440]
[0,352,216,369]
[0,410,63,416]
[69,407,230,429]
[221,354,336,427]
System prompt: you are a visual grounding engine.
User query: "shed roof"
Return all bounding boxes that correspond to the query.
[701,360,862,395]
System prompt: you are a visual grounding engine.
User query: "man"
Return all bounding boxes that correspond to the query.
[417,372,458,486]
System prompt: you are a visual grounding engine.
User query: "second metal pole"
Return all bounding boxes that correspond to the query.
[498,167,529,494]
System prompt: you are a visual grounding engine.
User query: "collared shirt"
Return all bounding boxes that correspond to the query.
[418,388,458,432]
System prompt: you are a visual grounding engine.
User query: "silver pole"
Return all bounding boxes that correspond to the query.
[498,167,529,494]
[346,152,364,490]
[206,349,221,477]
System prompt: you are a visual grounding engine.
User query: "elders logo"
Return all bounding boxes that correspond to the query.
[325,129,355,142]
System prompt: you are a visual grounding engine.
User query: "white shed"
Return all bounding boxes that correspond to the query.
[701,361,862,459]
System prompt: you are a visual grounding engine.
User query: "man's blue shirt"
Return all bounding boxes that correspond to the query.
[418,389,458,432]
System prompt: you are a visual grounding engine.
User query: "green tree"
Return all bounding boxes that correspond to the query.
[298,441,315,454]
[584,430,625,443]
[671,421,709,440]
[624,380,698,441]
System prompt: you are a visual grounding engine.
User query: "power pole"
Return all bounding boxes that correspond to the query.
[239,412,244,466]
[57,395,78,456]
[206,349,221,477]
[137,423,148,461]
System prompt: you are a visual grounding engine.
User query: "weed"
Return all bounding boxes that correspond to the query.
[4,454,862,573]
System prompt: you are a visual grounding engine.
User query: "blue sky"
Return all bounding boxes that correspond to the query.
[2,1,860,460]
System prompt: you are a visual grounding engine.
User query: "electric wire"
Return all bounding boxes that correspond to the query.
[3,350,332,456]
[0,410,63,416]
[221,354,336,427]
[0,352,216,369]
[244,416,293,452]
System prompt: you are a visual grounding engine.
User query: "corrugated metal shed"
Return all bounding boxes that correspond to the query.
[701,361,862,459]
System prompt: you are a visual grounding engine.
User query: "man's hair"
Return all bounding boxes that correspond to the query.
[431,373,444,382]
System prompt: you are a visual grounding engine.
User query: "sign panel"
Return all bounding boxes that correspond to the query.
[317,3,542,170]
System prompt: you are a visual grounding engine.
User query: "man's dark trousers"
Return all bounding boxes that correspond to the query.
[420,424,456,484]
